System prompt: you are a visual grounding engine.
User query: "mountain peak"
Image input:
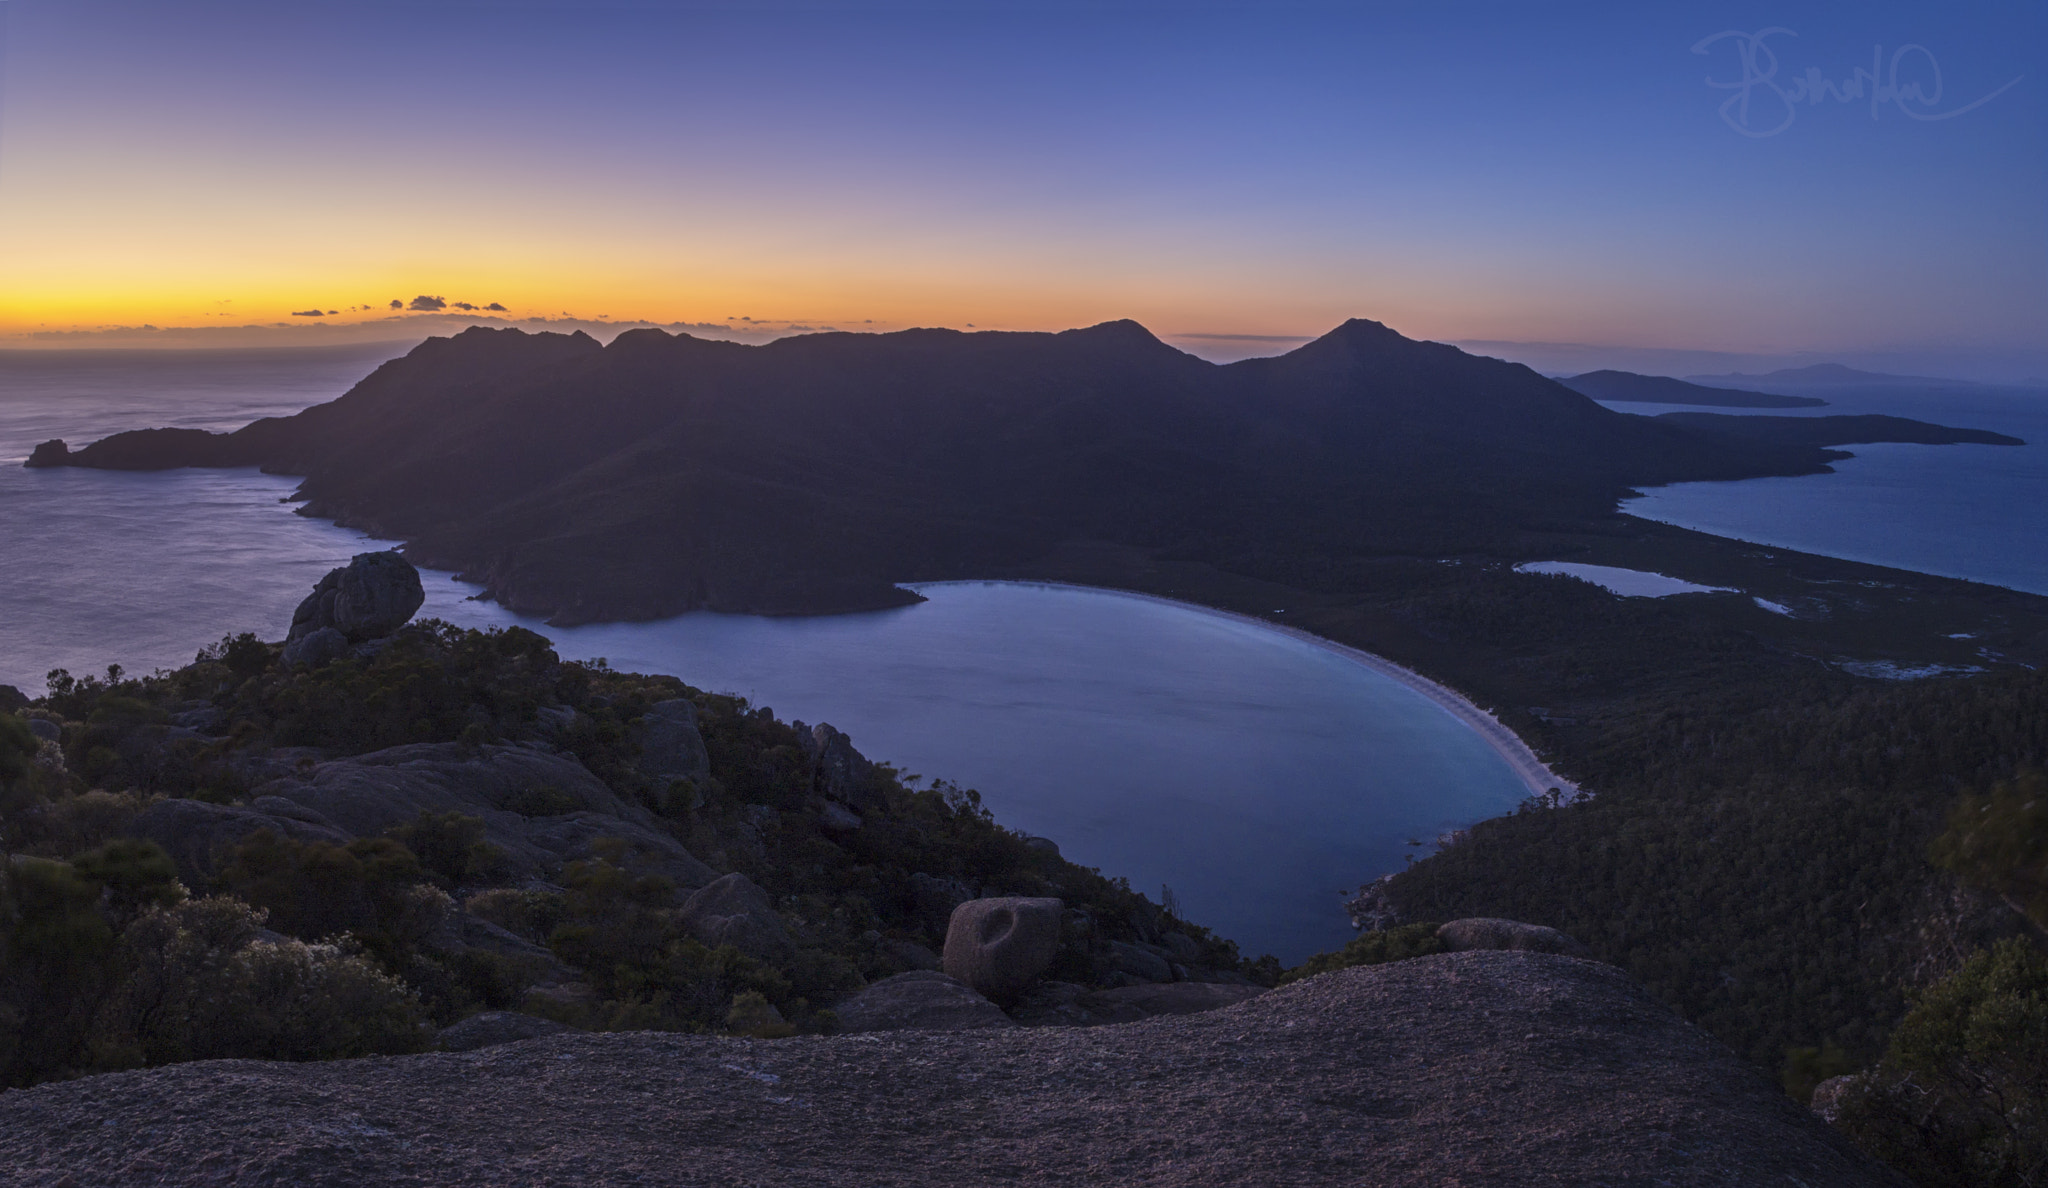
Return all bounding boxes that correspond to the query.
[1065,318,1166,344]
[1294,318,1418,354]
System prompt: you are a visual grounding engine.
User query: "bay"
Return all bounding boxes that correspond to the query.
[0,347,1533,962]
[1608,384,2048,596]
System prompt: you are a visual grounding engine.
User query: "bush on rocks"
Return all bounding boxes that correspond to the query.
[93,896,428,1067]
[1830,938,2048,1187]
[1282,923,1447,985]
[4,619,1261,1086]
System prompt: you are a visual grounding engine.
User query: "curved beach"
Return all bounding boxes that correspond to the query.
[910,580,1581,802]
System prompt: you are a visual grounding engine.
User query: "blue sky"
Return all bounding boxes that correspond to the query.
[0,0,2040,377]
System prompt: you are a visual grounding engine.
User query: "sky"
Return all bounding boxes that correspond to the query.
[0,0,2042,378]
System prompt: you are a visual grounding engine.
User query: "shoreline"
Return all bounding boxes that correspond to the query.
[906,579,1582,802]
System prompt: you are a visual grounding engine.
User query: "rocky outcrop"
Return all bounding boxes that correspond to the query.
[22,439,69,468]
[135,741,716,893]
[281,626,349,670]
[941,897,1062,1000]
[0,952,1902,1186]
[1103,938,1174,983]
[127,798,355,885]
[436,1011,571,1053]
[833,970,1015,1034]
[817,801,862,833]
[797,722,879,813]
[1438,917,1590,957]
[282,551,425,667]
[872,937,941,972]
[909,872,974,936]
[678,872,792,958]
[631,699,710,785]
[1811,1073,1867,1125]
[429,912,573,983]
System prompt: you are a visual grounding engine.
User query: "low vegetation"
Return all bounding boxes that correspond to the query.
[1,622,1246,1088]
[1830,939,2048,1187]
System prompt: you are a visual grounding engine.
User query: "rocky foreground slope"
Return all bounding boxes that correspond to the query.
[0,951,1896,1187]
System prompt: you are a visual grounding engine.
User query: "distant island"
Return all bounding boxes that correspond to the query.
[1684,362,1983,390]
[1557,368,1828,408]
[1652,411,2022,448]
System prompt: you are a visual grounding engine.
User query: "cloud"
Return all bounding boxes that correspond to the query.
[407,295,449,312]
[452,302,477,311]
[389,299,403,310]
[485,302,507,312]
[4,312,893,353]
[290,309,326,318]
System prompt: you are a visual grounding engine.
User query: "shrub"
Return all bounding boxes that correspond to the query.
[0,714,37,787]
[389,810,506,887]
[94,897,428,1065]
[217,829,425,939]
[7,790,146,858]
[505,784,580,818]
[0,856,119,1084]
[464,887,566,943]
[70,838,185,927]
[724,990,795,1039]
[1833,939,2048,1186]
[1281,922,1446,985]
[1933,771,2048,931]
[0,714,50,820]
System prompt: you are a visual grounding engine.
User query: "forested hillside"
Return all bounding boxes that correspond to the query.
[1388,666,2048,1067]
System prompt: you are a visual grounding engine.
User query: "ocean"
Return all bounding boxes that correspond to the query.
[1603,383,2048,596]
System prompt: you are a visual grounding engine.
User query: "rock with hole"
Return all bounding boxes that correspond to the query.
[942,896,1063,1000]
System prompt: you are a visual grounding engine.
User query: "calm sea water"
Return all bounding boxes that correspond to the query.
[1607,385,2048,596]
[0,346,1533,962]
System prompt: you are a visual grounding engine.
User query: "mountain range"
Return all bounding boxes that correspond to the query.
[25,319,2021,620]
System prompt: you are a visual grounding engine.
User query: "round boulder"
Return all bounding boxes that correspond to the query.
[1436,918,1589,958]
[679,872,793,959]
[942,896,1063,1000]
[285,551,425,651]
[332,551,426,639]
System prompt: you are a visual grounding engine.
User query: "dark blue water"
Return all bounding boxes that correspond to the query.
[1609,384,2048,596]
[431,581,1533,963]
[0,347,1535,962]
